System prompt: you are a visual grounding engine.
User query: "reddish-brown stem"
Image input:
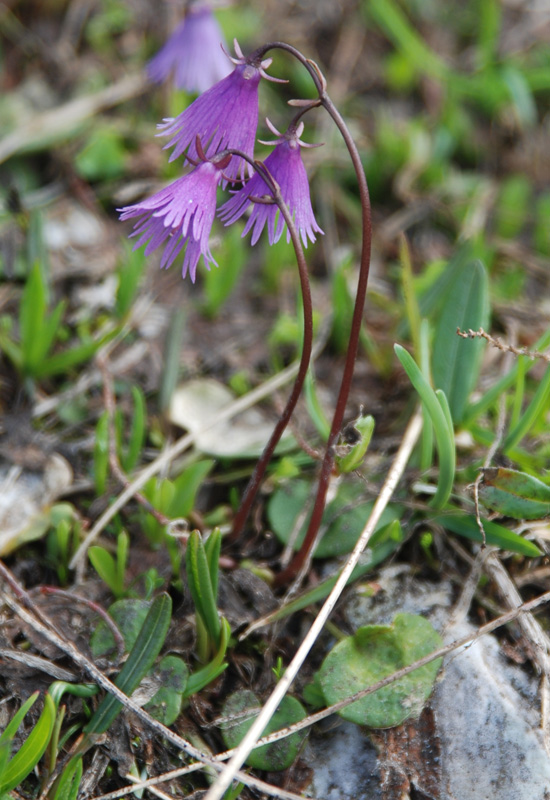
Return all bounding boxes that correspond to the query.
[265,58,373,587]
[227,153,314,542]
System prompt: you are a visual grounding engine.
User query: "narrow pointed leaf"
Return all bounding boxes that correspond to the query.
[0,693,56,793]
[503,363,550,452]
[186,531,220,644]
[433,512,541,556]
[35,301,66,365]
[419,319,434,471]
[88,547,117,593]
[84,593,172,734]
[0,693,38,748]
[20,263,46,368]
[52,756,83,800]
[395,344,455,508]
[121,387,146,473]
[36,328,119,378]
[204,528,222,604]
[169,460,214,518]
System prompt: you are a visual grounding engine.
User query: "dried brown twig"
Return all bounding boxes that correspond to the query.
[457,327,550,362]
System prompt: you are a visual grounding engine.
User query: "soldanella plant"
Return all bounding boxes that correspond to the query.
[120,28,374,585]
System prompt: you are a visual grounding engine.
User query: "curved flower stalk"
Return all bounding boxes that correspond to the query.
[147,6,232,93]
[118,149,231,282]
[225,150,315,542]
[218,120,323,247]
[250,44,373,588]
[158,40,283,181]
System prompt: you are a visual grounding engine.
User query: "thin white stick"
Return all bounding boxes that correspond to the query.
[203,408,423,800]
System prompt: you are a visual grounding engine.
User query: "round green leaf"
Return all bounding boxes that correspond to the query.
[268,480,400,557]
[318,613,443,728]
[220,690,307,771]
[90,599,151,658]
[145,655,189,725]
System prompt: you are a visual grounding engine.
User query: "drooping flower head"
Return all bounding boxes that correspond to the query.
[218,120,324,247]
[119,146,231,282]
[147,5,232,93]
[158,40,283,182]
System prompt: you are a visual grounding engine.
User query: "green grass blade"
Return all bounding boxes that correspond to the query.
[47,682,98,709]
[204,528,222,605]
[170,460,215,518]
[36,328,119,378]
[419,320,434,472]
[121,386,146,473]
[367,0,451,81]
[433,513,541,556]
[115,243,147,318]
[501,65,537,128]
[0,693,38,748]
[417,245,475,326]
[510,355,528,431]
[0,317,23,370]
[35,300,66,367]
[88,547,118,595]
[93,412,109,495]
[503,363,550,452]
[20,263,46,370]
[186,531,221,645]
[395,344,455,508]
[435,389,454,437]
[201,224,246,318]
[477,0,501,67]
[84,593,172,734]
[116,531,129,596]
[52,756,83,800]
[0,693,56,793]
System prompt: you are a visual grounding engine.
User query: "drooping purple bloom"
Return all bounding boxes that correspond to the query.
[218,121,323,247]
[158,40,279,182]
[118,154,231,282]
[147,7,231,93]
